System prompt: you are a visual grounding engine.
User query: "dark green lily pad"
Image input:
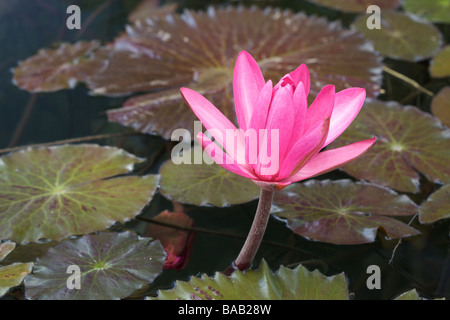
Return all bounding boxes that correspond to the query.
[158,158,260,207]
[0,144,159,244]
[24,231,165,300]
[403,0,450,24]
[307,0,400,13]
[272,180,420,245]
[429,46,450,78]
[353,11,442,62]
[0,262,33,297]
[431,87,450,127]
[329,100,450,193]
[12,41,104,93]
[150,259,349,300]
[419,185,450,224]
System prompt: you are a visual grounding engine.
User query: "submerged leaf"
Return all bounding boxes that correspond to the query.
[145,210,195,270]
[150,259,349,300]
[353,11,442,62]
[24,231,165,300]
[0,144,159,243]
[419,185,450,224]
[272,180,420,245]
[329,99,450,193]
[158,157,260,207]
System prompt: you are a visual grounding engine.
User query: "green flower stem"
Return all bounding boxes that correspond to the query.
[232,188,274,272]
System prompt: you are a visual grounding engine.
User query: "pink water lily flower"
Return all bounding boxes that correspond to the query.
[180,51,375,190]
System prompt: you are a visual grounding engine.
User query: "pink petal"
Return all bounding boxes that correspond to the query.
[282,138,376,183]
[287,81,307,149]
[259,83,295,167]
[278,117,330,180]
[197,132,257,180]
[288,64,310,96]
[233,51,265,130]
[247,80,273,132]
[180,87,245,162]
[303,85,335,134]
[324,87,366,146]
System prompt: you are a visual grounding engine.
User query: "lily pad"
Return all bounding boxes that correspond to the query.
[429,46,450,78]
[24,231,165,300]
[158,157,260,207]
[419,184,450,224]
[329,99,450,193]
[272,180,420,245]
[0,262,33,297]
[431,87,450,127]
[12,41,104,93]
[403,0,450,24]
[0,241,16,262]
[0,144,159,244]
[353,11,443,62]
[307,0,400,13]
[150,259,349,300]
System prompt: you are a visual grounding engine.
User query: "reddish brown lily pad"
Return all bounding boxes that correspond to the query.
[329,99,450,193]
[419,184,450,224]
[12,41,104,93]
[431,87,450,127]
[272,180,420,245]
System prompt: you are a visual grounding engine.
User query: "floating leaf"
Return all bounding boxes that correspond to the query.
[429,46,450,78]
[0,262,33,297]
[419,185,450,224]
[307,0,400,13]
[329,100,450,193]
[272,180,420,245]
[0,241,16,262]
[403,0,450,24]
[431,87,450,127]
[12,41,105,93]
[394,289,422,300]
[158,156,260,207]
[150,259,349,300]
[145,210,195,270]
[24,231,165,300]
[0,144,159,244]
[353,11,442,62]
[128,0,178,23]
